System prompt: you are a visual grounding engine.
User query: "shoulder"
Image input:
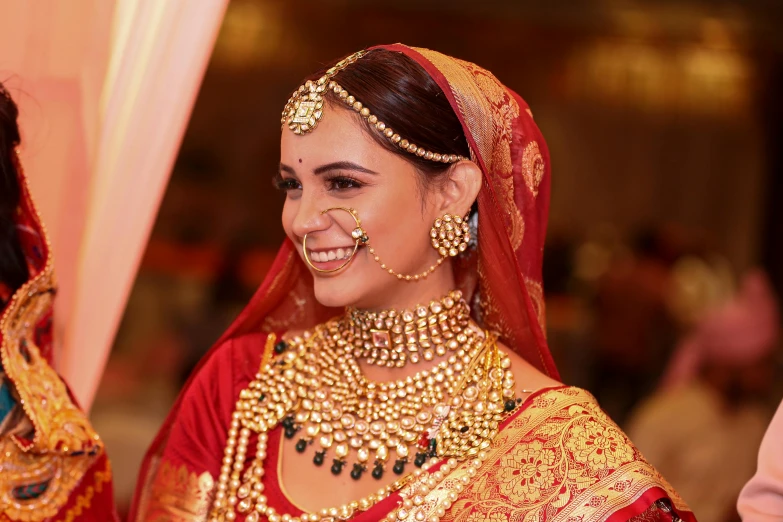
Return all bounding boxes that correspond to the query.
[446,386,692,519]
[194,331,278,382]
[157,332,282,465]
[179,331,283,411]
[495,338,561,399]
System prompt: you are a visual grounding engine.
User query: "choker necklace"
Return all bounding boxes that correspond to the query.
[345,290,470,367]
[209,292,521,522]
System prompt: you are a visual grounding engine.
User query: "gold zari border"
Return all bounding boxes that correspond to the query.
[399,387,690,521]
[139,460,215,522]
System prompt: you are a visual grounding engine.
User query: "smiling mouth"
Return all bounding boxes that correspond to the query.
[307,247,355,263]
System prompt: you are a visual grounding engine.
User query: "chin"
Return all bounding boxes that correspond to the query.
[310,263,373,309]
[305,249,384,309]
[312,280,356,309]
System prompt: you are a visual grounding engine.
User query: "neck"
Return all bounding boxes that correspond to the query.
[355,257,457,313]
[348,264,473,383]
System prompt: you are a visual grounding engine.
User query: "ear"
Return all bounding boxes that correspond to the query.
[437,160,482,216]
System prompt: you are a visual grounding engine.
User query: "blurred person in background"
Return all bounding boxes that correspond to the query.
[738,398,783,522]
[131,46,693,522]
[627,269,781,522]
[590,225,682,424]
[0,83,118,520]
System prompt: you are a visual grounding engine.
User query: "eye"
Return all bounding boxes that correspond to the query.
[326,175,363,191]
[274,176,302,193]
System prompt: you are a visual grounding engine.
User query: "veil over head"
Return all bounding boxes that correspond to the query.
[211,44,557,377]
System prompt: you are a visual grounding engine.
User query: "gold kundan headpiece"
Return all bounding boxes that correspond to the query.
[281,50,468,164]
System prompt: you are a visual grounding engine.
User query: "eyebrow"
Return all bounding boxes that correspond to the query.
[279,161,379,176]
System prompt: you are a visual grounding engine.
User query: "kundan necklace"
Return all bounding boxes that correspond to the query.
[208,291,522,522]
[346,290,471,366]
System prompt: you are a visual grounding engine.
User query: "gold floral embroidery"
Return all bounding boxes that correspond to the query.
[524,278,546,335]
[398,388,690,522]
[140,460,215,522]
[466,513,508,522]
[0,434,99,521]
[490,96,519,178]
[496,176,525,250]
[475,263,515,343]
[521,141,545,197]
[498,441,556,502]
[565,420,634,471]
[412,47,527,255]
[469,67,508,106]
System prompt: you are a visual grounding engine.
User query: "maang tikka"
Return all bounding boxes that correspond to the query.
[281,50,468,164]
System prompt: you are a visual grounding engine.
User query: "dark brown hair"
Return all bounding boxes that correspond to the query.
[309,49,471,188]
[0,84,29,295]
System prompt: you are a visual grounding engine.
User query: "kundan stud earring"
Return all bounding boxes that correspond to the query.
[430,213,470,257]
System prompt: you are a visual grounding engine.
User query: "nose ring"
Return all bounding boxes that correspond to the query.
[302,207,369,273]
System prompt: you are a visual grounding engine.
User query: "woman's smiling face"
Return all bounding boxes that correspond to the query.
[278,104,447,310]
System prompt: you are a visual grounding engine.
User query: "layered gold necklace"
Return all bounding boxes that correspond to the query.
[208,291,521,522]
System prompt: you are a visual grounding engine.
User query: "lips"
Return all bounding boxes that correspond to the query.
[307,247,354,263]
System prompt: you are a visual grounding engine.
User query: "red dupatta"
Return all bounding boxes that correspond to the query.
[0,149,117,520]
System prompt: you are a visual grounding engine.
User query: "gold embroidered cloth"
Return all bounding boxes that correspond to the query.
[400,387,691,521]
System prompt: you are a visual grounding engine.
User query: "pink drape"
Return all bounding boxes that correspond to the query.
[0,0,229,408]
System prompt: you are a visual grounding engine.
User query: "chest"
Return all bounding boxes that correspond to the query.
[276,428,418,515]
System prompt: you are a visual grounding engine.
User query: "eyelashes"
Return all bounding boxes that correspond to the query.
[273,173,365,193]
[273,175,301,192]
[324,173,364,191]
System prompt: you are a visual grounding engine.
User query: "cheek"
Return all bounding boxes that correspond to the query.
[363,185,430,258]
[281,199,297,239]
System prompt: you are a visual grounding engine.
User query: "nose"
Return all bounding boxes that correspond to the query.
[290,192,331,240]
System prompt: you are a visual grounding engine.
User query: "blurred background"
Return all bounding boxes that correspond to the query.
[34,0,779,519]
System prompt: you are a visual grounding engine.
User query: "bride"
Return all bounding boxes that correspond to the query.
[130,44,694,522]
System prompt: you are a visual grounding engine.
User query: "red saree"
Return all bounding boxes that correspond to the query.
[0,152,118,521]
[130,44,695,522]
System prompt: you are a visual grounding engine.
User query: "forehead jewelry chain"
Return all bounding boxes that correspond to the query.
[282,50,468,165]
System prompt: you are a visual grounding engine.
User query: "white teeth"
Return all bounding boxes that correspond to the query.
[308,248,352,263]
